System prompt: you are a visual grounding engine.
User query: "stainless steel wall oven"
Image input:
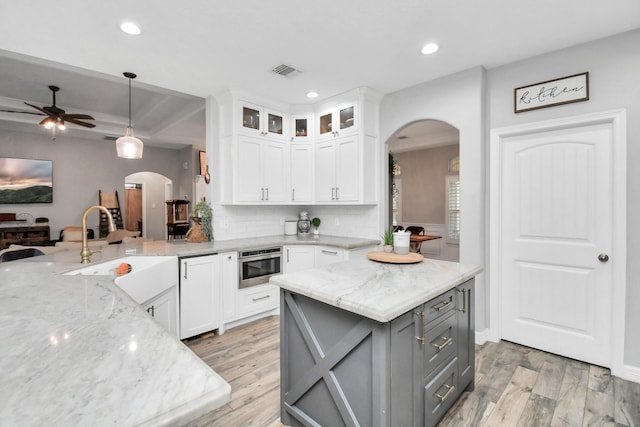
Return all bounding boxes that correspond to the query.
[238,247,281,288]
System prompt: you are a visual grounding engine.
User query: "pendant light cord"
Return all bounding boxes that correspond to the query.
[128,77,132,128]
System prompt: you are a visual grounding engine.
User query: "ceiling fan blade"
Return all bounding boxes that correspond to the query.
[65,118,96,128]
[0,109,46,116]
[24,102,51,116]
[63,113,95,120]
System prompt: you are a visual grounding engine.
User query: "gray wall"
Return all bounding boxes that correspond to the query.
[487,29,640,369]
[394,145,459,224]
[0,128,190,239]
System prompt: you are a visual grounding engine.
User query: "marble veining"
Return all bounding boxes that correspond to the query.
[270,257,482,323]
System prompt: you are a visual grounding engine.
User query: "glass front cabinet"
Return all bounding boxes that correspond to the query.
[290,114,314,143]
[317,103,357,140]
[239,101,288,141]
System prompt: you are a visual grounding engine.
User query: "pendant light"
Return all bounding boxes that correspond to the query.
[116,72,143,159]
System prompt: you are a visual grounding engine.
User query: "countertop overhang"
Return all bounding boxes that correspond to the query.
[270,257,483,323]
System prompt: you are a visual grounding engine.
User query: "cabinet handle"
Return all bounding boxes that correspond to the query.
[253,295,271,302]
[415,310,425,344]
[321,249,338,255]
[331,187,336,200]
[261,187,264,201]
[147,305,155,317]
[287,248,290,263]
[335,187,339,200]
[292,188,295,201]
[435,384,456,402]
[432,336,453,351]
[265,187,269,200]
[433,300,452,312]
[458,288,467,313]
[183,261,188,279]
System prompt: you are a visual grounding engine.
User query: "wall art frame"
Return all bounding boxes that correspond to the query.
[514,72,589,113]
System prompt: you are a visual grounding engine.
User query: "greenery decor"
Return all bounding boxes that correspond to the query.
[191,198,213,241]
[311,217,321,228]
[382,227,394,246]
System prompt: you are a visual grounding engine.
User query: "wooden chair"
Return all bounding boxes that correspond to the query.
[405,226,425,253]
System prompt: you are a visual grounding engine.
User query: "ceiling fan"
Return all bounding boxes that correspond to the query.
[0,85,95,129]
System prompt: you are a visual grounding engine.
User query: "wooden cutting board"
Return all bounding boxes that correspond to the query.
[367,251,424,264]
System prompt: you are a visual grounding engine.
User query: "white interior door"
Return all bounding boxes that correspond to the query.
[492,112,626,370]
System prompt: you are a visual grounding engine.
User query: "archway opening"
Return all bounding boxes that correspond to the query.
[125,172,172,240]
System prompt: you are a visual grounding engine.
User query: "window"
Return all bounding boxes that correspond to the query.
[446,175,460,244]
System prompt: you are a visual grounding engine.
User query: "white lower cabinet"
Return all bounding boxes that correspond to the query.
[143,286,178,338]
[179,254,220,339]
[237,284,279,317]
[283,245,315,273]
[315,246,345,266]
[221,251,238,322]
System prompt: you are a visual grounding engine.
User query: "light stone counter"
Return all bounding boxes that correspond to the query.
[0,234,377,425]
[270,257,482,323]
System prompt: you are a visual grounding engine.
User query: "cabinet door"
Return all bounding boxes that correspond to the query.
[457,279,475,391]
[315,141,336,202]
[315,246,344,267]
[237,136,263,202]
[264,108,288,141]
[291,114,313,142]
[221,252,238,322]
[180,255,219,339]
[144,286,178,338]
[263,140,288,202]
[335,135,359,202]
[240,101,263,136]
[284,245,315,273]
[290,144,313,203]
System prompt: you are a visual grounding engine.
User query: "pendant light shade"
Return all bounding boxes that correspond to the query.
[116,72,143,159]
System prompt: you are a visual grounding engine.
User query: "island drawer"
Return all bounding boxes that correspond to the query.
[423,288,457,327]
[424,356,459,427]
[422,311,457,379]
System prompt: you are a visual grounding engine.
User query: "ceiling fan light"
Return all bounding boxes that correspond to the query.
[116,127,144,159]
[42,119,54,129]
[57,123,66,131]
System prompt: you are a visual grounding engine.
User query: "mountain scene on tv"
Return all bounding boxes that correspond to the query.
[0,158,53,204]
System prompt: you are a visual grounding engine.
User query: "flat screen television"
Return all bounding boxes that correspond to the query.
[0,157,53,204]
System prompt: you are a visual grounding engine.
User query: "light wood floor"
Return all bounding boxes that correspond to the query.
[184,316,640,427]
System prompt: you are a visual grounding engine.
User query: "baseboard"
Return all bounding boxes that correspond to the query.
[475,328,490,345]
[622,364,640,384]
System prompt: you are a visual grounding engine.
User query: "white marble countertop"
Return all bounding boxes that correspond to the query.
[270,257,483,323]
[0,234,377,425]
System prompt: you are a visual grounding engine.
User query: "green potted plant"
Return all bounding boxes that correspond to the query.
[382,227,394,252]
[188,198,213,242]
[311,217,321,235]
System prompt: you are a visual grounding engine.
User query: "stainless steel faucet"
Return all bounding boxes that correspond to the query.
[80,205,116,264]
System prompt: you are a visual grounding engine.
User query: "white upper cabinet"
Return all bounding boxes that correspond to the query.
[237,135,288,203]
[317,103,357,141]
[240,100,289,142]
[315,135,359,202]
[290,114,314,143]
[290,143,314,203]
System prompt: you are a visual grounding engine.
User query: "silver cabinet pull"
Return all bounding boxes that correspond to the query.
[265,187,269,200]
[261,187,265,200]
[331,187,335,200]
[147,305,155,317]
[335,187,339,200]
[183,261,188,279]
[292,188,295,201]
[433,300,452,312]
[287,248,290,263]
[321,249,338,255]
[432,336,453,350]
[415,311,425,344]
[435,384,455,402]
[458,288,467,313]
[598,253,609,263]
[252,295,270,302]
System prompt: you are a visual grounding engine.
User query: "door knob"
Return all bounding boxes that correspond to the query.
[598,253,609,263]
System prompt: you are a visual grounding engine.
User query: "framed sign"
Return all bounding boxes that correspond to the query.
[514,72,589,113]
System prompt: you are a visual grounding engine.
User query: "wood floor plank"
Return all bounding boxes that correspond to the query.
[483,366,538,427]
[517,394,556,427]
[613,376,640,426]
[532,360,566,400]
[589,365,614,395]
[582,388,616,427]
[550,360,589,427]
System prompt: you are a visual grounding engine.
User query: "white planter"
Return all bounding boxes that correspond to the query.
[392,231,410,255]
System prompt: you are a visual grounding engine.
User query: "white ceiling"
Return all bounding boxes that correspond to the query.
[0,1,638,150]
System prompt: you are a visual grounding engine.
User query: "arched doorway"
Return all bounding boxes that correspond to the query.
[388,119,460,261]
[125,172,172,240]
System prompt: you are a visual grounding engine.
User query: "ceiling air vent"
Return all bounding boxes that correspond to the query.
[271,64,299,77]
[104,135,119,141]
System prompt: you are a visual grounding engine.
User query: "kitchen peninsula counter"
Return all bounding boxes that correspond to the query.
[0,234,377,425]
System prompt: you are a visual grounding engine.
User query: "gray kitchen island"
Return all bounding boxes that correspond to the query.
[270,256,482,427]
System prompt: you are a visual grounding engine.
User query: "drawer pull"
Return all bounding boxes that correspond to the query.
[433,300,452,312]
[432,336,453,351]
[252,295,271,302]
[415,310,425,344]
[321,250,338,255]
[435,384,456,402]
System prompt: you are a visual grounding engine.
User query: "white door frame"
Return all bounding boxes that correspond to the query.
[489,109,626,377]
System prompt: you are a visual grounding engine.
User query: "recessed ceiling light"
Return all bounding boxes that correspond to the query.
[421,43,439,55]
[120,22,141,36]
[306,91,319,99]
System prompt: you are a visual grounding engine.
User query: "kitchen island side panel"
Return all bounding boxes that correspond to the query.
[280,290,391,427]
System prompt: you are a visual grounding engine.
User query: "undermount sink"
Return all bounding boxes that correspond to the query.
[64,256,178,304]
